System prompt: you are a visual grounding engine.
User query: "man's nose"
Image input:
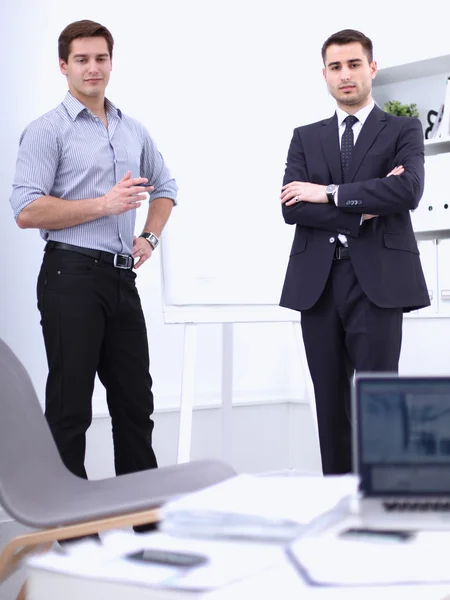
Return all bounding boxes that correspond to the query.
[340,68,352,80]
[87,60,98,73]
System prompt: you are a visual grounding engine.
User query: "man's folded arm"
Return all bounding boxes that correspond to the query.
[281,128,362,237]
[336,118,425,216]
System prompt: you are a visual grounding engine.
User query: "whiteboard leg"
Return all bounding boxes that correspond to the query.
[221,323,233,464]
[292,320,319,444]
[177,323,197,464]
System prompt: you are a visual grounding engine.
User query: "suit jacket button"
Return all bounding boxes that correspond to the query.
[329,237,335,243]
[346,201,351,206]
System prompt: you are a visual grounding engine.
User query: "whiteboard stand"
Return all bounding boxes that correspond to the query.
[291,320,319,442]
[177,323,197,463]
[177,321,234,464]
[165,305,319,466]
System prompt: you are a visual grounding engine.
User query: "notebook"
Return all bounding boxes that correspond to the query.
[352,374,450,530]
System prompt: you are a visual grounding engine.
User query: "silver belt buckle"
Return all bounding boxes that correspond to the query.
[113,254,133,269]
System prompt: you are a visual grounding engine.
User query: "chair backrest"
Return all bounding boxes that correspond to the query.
[0,338,74,522]
[0,338,238,529]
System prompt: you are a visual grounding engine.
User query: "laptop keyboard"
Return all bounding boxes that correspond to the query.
[383,500,450,512]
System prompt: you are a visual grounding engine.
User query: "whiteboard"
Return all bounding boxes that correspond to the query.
[128,2,336,322]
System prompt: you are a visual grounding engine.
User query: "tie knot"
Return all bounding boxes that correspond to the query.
[344,115,358,128]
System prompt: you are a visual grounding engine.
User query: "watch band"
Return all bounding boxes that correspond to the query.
[139,231,159,250]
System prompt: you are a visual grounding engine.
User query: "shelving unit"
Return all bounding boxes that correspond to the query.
[373,55,450,318]
[424,137,450,156]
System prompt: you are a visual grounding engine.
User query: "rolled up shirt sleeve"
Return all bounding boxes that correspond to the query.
[10,119,60,220]
[140,126,178,204]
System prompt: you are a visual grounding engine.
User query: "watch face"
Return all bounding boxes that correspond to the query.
[326,184,336,194]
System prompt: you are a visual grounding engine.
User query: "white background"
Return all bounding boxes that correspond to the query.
[2,1,450,419]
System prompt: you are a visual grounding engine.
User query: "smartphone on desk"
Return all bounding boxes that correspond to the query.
[126,548,208,568]
[339,527,415,543]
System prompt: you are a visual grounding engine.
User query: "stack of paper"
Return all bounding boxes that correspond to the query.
[160,473,358,543]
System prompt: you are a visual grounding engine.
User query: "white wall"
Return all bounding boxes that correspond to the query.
[2,1,450,476]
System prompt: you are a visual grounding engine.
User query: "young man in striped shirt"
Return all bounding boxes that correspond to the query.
[9,20,177,483]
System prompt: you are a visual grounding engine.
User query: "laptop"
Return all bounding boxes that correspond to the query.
[352,373,450,530]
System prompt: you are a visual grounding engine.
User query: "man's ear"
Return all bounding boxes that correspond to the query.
[371,60,378,80]
[59,59,68,75]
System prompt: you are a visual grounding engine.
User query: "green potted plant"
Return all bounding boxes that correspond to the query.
[383,100,419,118]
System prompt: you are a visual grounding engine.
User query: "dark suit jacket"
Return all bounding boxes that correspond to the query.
[280,105,430,312]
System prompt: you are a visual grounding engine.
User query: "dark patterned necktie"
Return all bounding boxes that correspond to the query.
[341,115,358,182]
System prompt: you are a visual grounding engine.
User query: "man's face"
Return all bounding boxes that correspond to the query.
[322,42,377,112]
[59,36,112,101]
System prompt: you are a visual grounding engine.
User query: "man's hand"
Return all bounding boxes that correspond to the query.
[387,165,404,177]
[132,235,153,269]
[281,182,327,206]
[101,171,154,216]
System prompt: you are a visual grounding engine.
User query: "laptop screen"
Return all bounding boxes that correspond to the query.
[354,376,450,496]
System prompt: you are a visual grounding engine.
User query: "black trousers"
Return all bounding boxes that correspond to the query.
[300,258,403,475]
[37,248,158,479]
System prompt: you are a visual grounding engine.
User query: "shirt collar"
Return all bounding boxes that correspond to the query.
[336,100,375,128]
[62,91,122,121]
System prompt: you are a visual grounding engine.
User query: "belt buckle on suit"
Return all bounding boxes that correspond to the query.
[113,254,134,269]
[334,246,350,260]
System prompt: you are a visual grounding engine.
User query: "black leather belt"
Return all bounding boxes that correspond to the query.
[334,245,350,260]
[45,241,134,270]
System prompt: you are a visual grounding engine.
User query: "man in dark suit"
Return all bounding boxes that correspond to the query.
[280,29,430,475]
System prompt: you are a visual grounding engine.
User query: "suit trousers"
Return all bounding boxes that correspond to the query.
[36,248,158,479]
[300,257,403,475]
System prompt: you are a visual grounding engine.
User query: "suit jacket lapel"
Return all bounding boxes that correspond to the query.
[320,114,343,184]
[346,105,387,182]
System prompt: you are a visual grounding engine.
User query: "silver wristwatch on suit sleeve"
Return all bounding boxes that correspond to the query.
[326,184,339,204]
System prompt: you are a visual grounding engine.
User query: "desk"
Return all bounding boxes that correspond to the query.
[27,552,450,600]
[25,475,450,600]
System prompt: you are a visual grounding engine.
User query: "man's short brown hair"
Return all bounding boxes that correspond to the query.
[58,20,114,63]
[321,29,373,65]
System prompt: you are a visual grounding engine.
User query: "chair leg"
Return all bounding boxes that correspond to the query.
[0,508,160,588]
[0,539,53,584]
[16,580,27,600]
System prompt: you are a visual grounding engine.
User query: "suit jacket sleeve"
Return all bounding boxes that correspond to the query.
[281,128,362,237]
[337,118,424,215]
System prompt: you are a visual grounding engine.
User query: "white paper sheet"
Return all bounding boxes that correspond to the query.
[288,530,450,586]
[28,531,284,592]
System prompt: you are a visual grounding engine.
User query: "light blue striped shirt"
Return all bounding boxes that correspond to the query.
[10,92,178,255]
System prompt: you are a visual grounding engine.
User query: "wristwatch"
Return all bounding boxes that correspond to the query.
[326,184,339,204]
[139,231,159,250]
